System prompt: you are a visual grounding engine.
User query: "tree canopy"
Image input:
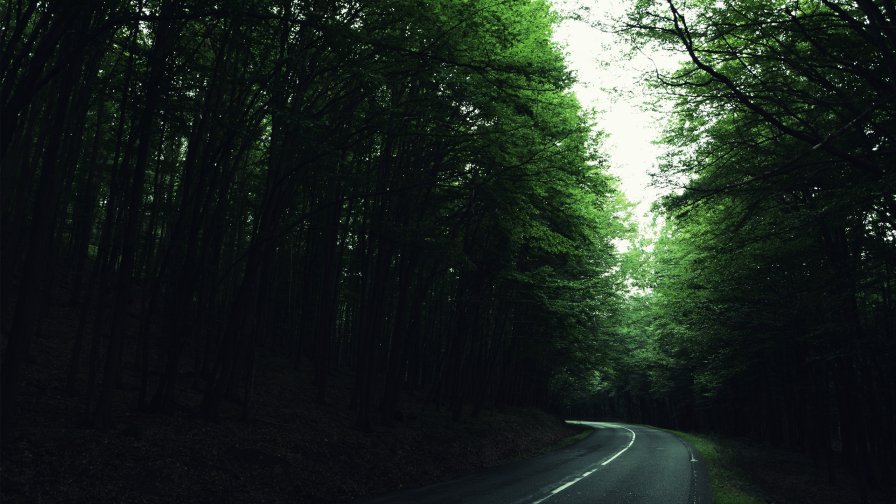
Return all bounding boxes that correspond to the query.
[576,0,895,495]
[2,0,893,498]
[1,0,625,438]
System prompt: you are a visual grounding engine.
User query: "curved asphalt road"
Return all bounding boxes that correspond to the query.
[362,422,712,504]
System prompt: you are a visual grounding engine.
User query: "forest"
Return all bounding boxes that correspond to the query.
[1,0,894,502]
[579,0,896,499]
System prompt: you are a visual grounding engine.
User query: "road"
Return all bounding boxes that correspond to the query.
[362,422,712,504]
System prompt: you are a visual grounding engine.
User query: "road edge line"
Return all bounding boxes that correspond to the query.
[600,425,636,466]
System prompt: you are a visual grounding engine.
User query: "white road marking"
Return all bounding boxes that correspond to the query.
[600,426,636,466]
[551,480,578,494]
[532,423,637,503]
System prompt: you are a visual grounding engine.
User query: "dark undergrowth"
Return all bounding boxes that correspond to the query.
[1,285,580,503]
[670,429,893,504]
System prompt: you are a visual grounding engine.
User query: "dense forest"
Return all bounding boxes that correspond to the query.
[576,0,895,499]
[1,0,894,502]
[1,0,623,438]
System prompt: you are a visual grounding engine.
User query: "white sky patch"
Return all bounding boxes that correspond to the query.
[550,0,684,228]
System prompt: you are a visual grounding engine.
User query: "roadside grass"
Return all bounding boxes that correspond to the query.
[666,430,762,504]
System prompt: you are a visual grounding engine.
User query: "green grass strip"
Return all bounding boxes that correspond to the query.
[668,430,762,504]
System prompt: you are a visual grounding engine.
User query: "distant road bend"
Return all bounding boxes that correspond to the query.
[364,421,712,504]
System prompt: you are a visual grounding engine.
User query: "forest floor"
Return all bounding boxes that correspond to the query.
[0,287,582,503]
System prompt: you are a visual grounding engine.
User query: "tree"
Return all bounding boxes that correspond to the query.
[597,0,896,495]
[1,0,625,444]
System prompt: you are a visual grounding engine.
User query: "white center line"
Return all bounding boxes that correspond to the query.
[551,479,579,494]
[601,426,636,466]
[533,424,637,504]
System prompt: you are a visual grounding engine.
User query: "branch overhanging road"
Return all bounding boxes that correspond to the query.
[362,422,712,504]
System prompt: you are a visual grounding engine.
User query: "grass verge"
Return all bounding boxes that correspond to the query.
[666,430,762,504]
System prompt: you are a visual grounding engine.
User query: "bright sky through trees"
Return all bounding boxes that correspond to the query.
[551,0,683,225]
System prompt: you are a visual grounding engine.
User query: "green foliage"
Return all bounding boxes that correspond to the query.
[587,0,896,487]
[1,0,628,428]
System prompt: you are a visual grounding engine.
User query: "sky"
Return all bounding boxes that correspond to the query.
[550,0,683,226]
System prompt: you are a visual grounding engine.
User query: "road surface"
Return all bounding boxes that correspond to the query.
[363,421,712,504]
